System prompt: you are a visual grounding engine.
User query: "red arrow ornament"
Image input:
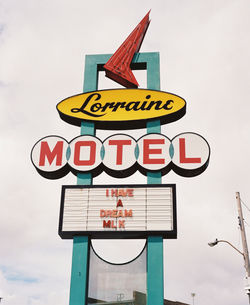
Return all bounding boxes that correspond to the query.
[104,11,151,88]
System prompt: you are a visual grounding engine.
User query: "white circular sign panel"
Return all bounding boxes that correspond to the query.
[68,135,103,172]
[171,132,210,176]
[137,133,171,171]
[31,136,68,173]
[102,134,137,171]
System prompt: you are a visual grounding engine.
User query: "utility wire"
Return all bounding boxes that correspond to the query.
[244,219,250,227]
[241,198,250,214]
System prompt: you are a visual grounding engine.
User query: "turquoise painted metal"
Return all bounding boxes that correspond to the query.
[146,52,162,185]
[77,172,92,186]
[145,52,163,305]
[69,55,98,305]
[69,52,164,305]
[147,236,164,305]
[147,120,161,134]
[69,236,89,305]
[147,171,162,185]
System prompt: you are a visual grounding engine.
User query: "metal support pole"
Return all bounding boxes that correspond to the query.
[236,192,250,302]
[69,55,98,305]
[147,236,164,305]
[146,52,164,305]
[69,236,89,305]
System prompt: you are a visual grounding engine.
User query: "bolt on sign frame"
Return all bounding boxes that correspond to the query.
[69,52,164,305]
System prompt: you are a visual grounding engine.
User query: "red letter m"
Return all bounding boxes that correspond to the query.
[103,220,111,228]
[39,141,64,166]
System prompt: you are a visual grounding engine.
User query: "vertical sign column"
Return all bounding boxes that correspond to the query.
[69,55,101,305]
[145,52,164,305]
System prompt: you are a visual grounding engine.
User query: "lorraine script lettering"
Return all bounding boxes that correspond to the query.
[71,93,174,117]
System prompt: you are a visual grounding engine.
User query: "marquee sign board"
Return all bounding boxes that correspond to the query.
[31,132,210,179]
[59,184,177,239]
[30,11,211,305]
[30,12,211,242]
[57,89,186,129]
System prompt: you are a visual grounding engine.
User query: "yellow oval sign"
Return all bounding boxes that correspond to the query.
[57,89,186,129]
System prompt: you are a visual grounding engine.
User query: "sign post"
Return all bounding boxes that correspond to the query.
[145,52,164,305]
[31,12,211,305]
[69,54,98,305]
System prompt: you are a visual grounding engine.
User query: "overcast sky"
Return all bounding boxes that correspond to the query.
[1,0,250,304]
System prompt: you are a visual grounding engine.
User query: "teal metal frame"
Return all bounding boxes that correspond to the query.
[69,52,164,305]
[145,53,164,305]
